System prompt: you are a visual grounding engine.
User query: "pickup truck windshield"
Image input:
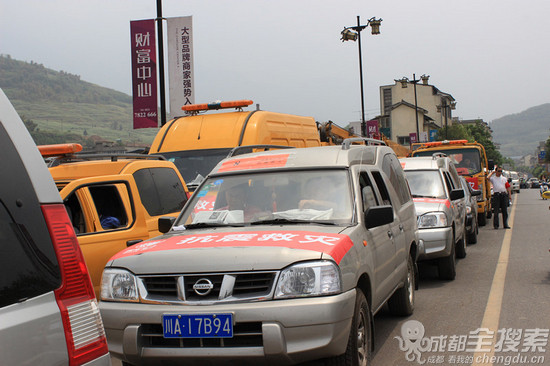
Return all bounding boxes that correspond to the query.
[177,170,353,226]
[404,170,447,199]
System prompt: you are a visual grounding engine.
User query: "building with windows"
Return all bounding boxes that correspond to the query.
[376,75,455,146]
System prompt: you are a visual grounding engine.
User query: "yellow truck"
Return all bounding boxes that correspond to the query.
[411,139,494,226]
[39,143,190,296]
[149,100,327,189]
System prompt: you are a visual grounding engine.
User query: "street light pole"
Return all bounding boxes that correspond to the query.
[412,73,420,140]
[341,16,382,137]
[356,16,366,137]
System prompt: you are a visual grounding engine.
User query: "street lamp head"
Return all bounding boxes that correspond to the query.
[341,28,358,42]
[368,18,382,35]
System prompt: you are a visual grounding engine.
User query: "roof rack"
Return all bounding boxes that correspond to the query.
[342,137,387,150]
[46,153,165,167]
[226,145,295,158]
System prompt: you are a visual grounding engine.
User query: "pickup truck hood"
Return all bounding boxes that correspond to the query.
[412,197,451,216]
[108,226,353,274]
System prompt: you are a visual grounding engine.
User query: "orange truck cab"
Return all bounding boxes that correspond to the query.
[411,139,494,226]
[39,143,190,296]
[149,100,323,190]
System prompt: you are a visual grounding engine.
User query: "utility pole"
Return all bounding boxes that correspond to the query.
[156,0,166,126]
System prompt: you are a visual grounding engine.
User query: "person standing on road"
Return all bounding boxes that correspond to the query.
[488,165,512,229]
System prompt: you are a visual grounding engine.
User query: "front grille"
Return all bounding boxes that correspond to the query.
[140,322,263,348]
[139,271,277,303]
[184,274,224,301]
[143,276,178,297]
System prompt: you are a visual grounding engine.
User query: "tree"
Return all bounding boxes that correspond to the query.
[435,124,472,141]
[465,120,505,166]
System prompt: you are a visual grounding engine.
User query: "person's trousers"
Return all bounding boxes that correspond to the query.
[492,192,508,228]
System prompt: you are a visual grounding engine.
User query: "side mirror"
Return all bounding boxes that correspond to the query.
[471,189,482,197]
[450,188,465,201]
[158,216,176,234]
[487,160,494,171]
[364,205,393,229]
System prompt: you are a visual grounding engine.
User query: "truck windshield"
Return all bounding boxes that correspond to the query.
[161,148,233,189]
[414,148,482,175]
[175,170,353,227]
[404,170,447,199]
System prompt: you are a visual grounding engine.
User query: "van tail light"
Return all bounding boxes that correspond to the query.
[41,204,109,366]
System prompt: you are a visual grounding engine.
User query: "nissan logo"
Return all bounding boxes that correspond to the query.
[193,278,214,296]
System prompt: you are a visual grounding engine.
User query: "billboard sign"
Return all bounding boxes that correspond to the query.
[167,16,194,118]
[130,19,158,129]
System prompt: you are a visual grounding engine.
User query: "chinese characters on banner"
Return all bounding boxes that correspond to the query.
[130,19,158,129]
[166,16,194,118]
[366,120,379,138]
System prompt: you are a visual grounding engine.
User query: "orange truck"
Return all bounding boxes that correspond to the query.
[411,139,494,226]
[39,143,190,296]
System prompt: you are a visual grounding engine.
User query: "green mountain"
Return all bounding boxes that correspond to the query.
[490,104,550,158]
[0,55,158,146]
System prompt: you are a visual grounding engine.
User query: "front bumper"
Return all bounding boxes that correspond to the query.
[100,289,356,365]
[417,226,453,261]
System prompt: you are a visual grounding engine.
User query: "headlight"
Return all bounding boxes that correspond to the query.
[274,261,341,299]
[100,268,139,302]
[418,212,448,228]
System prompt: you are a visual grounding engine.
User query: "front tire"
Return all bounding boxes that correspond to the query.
[467,220,478,244]
[388,254,415,316]
[478,211,487,226]
[456,232,467,259]
[438,243,456,281]
[326,290,372,366]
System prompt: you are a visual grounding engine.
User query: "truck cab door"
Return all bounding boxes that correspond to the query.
[359,170,398,308]
[60,175,149,298]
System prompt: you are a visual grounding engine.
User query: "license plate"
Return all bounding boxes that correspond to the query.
[162,313,233,338]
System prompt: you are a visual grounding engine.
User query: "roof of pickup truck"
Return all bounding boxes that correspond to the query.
[209,141,394,176]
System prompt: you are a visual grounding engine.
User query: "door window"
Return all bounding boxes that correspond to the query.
[133,168,188,216]
[89,185,128,231]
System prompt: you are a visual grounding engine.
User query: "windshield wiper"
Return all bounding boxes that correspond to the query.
[185,222,244,229]
[250,218,336,226]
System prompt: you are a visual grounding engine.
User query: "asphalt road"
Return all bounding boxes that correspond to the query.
[372,188,550,366]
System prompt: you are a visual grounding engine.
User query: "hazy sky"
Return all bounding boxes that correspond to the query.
[2,0,549,126]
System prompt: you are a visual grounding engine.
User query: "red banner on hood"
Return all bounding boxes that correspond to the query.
[110,230,353,264]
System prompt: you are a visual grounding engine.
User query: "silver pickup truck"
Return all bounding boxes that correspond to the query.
[99,140,418,366]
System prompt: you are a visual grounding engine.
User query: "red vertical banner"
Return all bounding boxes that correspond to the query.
[130,19,158,129]
[366,119,379,138]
